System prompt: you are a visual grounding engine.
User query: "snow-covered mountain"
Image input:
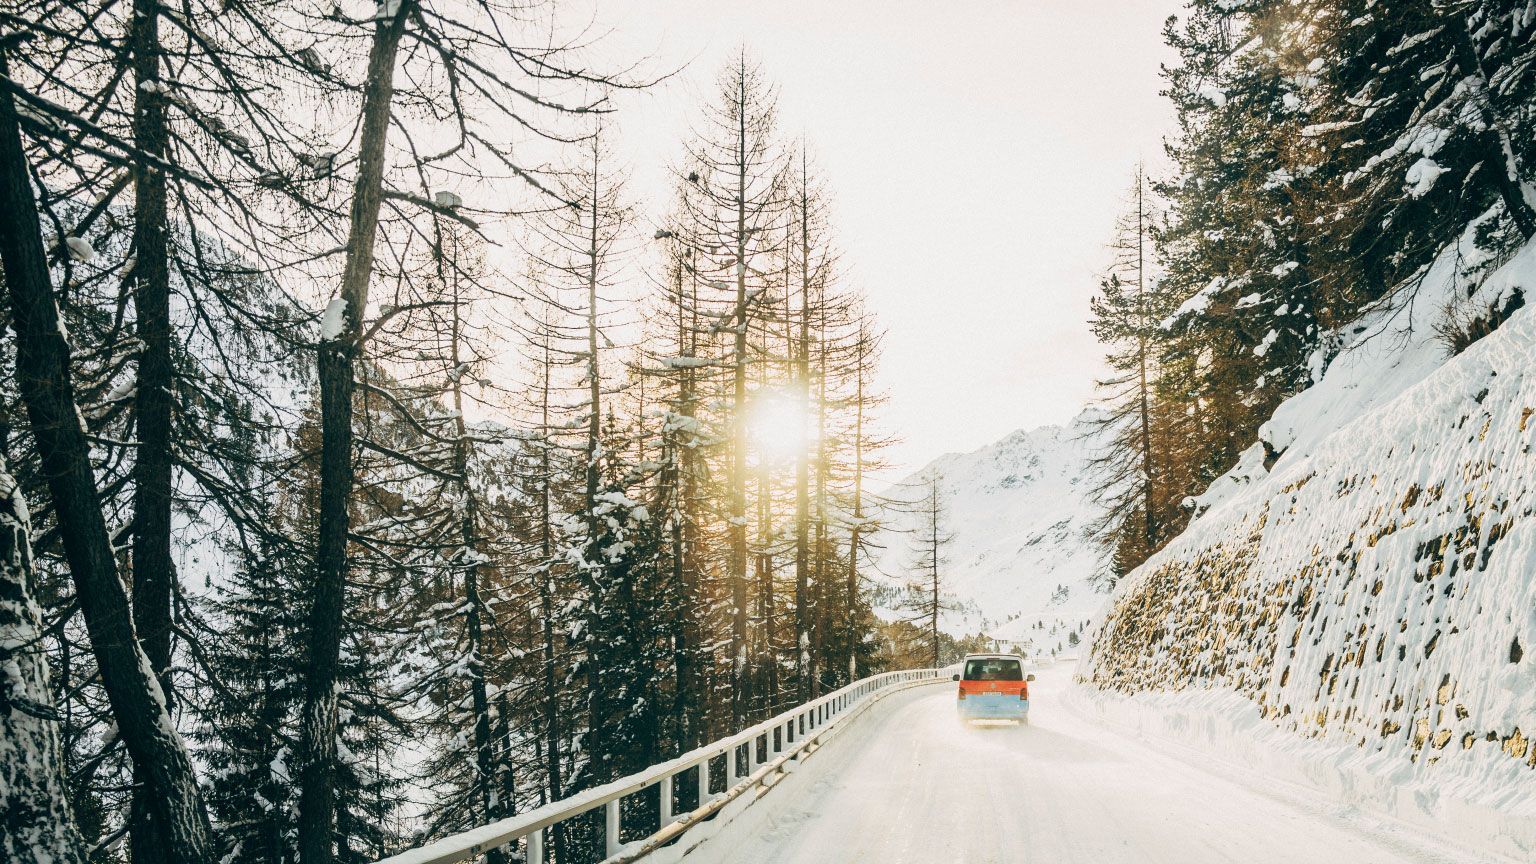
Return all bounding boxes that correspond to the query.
[874,409,1113,655]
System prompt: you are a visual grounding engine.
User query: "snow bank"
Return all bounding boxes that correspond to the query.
[1083,238,1536,857]
[1064,681,1535,861]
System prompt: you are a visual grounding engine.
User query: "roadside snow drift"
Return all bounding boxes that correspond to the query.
[1084,238,1536,857]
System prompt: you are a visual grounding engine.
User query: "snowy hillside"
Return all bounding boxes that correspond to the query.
[1083,235,1536,858]
[875,410,1112,654]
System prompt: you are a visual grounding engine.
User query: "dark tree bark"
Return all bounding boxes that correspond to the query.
[296,8,409,864]
[1132,169,1157,553]
[792,163,812,703]
[845,321,869,683]
[126,0,177,858]
[727,72,751,730]
[0,52,213,864]
[666,251,703,751]
[442,242,498,837]
[535,330,566,864]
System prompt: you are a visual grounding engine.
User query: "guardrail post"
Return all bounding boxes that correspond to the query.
[605,798,621,858]
[727,743,739,787]
[660,774,674,824]
[698,759,709,806]
[527,828,543,864]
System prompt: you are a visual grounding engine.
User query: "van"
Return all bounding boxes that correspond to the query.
[953,653,1034,725]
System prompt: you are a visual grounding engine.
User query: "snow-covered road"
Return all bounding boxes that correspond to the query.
[702,665,1508,864]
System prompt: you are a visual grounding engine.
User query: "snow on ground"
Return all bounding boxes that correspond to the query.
[1085,235,1536,858]
[873,410,1113,653]
[1066,669,1536,862]
[689,663,1512,864]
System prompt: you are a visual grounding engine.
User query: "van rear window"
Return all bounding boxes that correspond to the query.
[964,658,1022,681]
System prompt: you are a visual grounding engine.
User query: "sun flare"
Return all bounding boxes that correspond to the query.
[746,390,813,466]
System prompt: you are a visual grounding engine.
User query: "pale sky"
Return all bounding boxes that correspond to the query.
[581,0,1182,477]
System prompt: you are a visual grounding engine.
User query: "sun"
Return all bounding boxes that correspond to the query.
[746,389,812,466]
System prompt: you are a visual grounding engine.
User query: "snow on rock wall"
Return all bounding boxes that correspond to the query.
[1085,240,1536,820]
[877,410,1112,653]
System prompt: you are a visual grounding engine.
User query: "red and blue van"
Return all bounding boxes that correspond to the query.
[953,653,1034,725]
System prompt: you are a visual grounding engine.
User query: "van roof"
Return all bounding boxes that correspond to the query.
[962,652,1023,660]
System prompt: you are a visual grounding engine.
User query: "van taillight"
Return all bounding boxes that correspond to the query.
[957,689,966,700]
[1020,688,1028,700]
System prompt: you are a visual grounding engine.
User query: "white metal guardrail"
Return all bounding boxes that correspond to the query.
[376,668,948,864]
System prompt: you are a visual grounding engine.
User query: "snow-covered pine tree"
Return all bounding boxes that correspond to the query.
[1154,0,1328,490]
[639,228,719,751]
[193,534,306,864]
[297,6,413,857]
[513,291,584,861]
[369,221,525,855]
[521,128,657,790]
[1311,0,1536,303]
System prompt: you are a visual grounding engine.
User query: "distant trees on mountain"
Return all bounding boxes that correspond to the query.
[1089,0,1536,581]
[899,472,959,669]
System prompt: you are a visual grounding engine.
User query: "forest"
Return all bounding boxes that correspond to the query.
[1086,0,1536,581]
[0,2,910,861]
[2,0,1535,864]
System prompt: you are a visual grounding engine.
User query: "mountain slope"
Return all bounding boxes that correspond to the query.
[874,410,1112,655]
[1082,235,1536,856]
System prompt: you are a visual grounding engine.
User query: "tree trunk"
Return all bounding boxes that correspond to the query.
[757,466,775,714]
[1133,169,1157,554]
[930,492,940,670]
[537,336,565,864]
[671,253,702,749]
[445,247,497,834]
[727,72,751,730]
[922,477,944,670]
[792,178,811,703]
[0,56,213,864]
[297,9,408,864]
[810,298,830,695]
[127,0,178,856]
[845,322,868,684]
[0,455,87,864]
[582,150,606,779]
